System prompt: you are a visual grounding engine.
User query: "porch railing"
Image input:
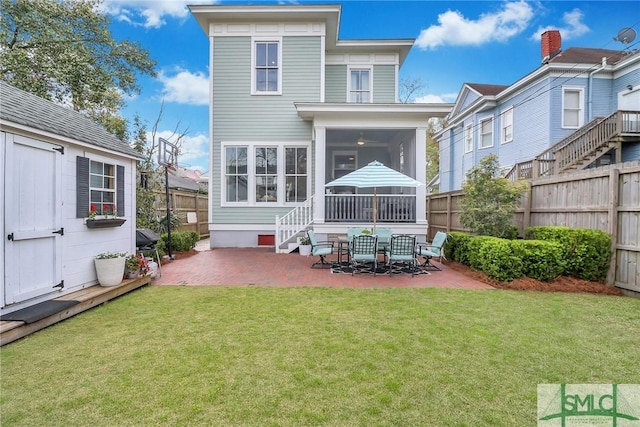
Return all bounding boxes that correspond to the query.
[325,194,416,223]
[275,194,314,253]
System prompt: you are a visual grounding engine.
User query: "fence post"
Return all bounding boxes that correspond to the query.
[606,168,619,285]
[522,183,532,236]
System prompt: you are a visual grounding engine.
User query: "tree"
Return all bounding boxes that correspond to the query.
[460,154,527,238]
[426,118,444,188]
[130,102,189,233]
[0,0,156,138]
[398,77,426,103]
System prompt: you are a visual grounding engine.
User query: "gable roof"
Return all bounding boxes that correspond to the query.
[547,47,629,65]
[466,83,509,96]
[0,81,141,158]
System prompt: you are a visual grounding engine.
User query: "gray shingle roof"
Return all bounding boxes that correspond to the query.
[548,47,631,65]
[466,83,509,96]
[0,81,141,158]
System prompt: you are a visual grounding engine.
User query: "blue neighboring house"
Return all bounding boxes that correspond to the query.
[437,30,640,192]
[190,4,452,250]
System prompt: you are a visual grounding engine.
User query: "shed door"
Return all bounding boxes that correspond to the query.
[4,134,63,305]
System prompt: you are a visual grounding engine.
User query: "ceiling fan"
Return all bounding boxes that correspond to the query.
[356,132,378,146]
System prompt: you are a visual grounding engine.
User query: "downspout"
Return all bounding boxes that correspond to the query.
[588,57,607,120]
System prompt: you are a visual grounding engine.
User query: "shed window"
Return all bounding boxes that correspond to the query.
[76,156,124,218]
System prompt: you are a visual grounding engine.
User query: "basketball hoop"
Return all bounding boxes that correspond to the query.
[158,137,178,260]
[158,138,177,168]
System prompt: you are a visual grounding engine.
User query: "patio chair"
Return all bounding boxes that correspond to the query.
[349,234,378,276]
[415,231,448,271]
[375,227,393,255]
[385,234,417,276]
[307,230,335,269]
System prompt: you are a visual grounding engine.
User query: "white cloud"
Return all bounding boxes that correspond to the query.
[102,0,215,28]
[530,8,590,41]
[153,130,208,168]
[158,69,209,106]
[415,1,534,50]
[415,93,458,103]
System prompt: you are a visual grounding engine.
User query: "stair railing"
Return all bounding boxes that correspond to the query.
[275,195,314,253]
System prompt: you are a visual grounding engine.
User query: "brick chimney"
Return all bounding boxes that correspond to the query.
[541,30,561,60]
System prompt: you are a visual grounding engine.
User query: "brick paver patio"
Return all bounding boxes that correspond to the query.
[153,247,494,289]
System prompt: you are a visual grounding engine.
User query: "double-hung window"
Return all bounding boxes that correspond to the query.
[480,117,494,149]
[253,39,281,94]
[223,145,309,205]
[563,87,583,128]
[464,124,473,153]
[285,148,307,202]
[90,160,116,215]
[349,67,371,103]
[501,108,513,144]
[225,147,248,203]
[255,147,278,203]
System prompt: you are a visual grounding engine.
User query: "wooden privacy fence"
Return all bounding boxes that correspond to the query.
[426,161,640,292]
[156,190,209,238]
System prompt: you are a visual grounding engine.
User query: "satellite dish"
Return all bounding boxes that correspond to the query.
[614,27,636,44]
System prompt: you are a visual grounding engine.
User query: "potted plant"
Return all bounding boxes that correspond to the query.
[86,204,126,228]
[124,254,150,279]
[299,235,312,256]
[94,252,126,287]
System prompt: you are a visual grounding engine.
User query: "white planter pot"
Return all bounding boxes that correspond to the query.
[95,257,126,287]
[299,245,312,256]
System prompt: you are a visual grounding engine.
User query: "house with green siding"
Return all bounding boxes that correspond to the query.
[190,4,451,250]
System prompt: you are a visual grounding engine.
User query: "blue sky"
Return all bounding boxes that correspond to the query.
[102,0,640,172]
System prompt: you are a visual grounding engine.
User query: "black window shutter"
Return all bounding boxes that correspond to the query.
[117,165,125,216]
[76,156,90,218]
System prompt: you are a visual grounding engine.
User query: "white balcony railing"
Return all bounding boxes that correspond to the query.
[324,194,416,223]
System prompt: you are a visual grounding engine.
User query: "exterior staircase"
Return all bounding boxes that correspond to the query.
[505,110,640,181]
[275,194,314,253]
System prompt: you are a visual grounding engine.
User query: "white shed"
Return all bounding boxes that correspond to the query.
[0,81,142,316]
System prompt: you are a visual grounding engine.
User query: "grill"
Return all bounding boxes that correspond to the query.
[136,228,162,277]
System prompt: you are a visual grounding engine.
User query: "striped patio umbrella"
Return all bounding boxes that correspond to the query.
[325,160,423,232]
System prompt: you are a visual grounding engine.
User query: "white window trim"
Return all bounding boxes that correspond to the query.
[562,86,584,129]
[347,65,373,104]
[464,123,473,153]
[501,107,513,144]
[284,146,310,205]
[251,36,283,96]
[222,145,249,206]
[479,117,494,149]
[221,141,311,207]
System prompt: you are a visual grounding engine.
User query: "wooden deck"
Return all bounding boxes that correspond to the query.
[0,276,151,346]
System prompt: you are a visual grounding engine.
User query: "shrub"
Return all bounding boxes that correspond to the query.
[526,226,611,282]
[511,240,565,282]
[445,232,473,265]
[475,237,524,282]
[159,231,200,252]
[466,236,496,271]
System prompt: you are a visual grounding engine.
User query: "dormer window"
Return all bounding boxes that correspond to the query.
[252,38,282,95]
[348,67,371,103]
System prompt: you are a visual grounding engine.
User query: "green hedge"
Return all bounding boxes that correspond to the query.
[159,231,200,253]
[444,232,570,282]
[525,226,611,282]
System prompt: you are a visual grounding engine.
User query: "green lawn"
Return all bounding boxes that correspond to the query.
[1,287,639,426]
